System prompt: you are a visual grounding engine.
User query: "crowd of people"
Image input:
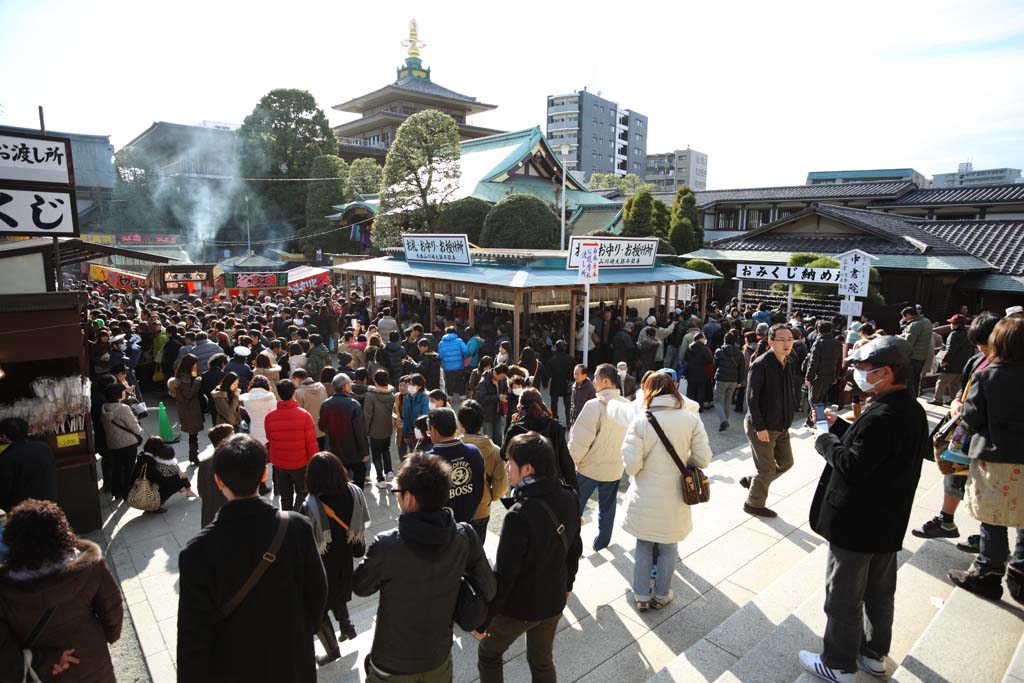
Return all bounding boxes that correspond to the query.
[1,275,1021,683]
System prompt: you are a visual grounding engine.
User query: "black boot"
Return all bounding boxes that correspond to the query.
[1007,566,1024,605]
[316,617,342,666]
[949,564,1004,600]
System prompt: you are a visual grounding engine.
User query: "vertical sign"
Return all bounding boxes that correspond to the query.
[577,241,599,369]
[837,250,871,297]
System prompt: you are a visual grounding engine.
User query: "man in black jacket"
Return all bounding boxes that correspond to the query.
[741,323,796,518]
[798,336,926,683]
[404,338,442,391]
[178,434,326,683]
[354,453,496,683]
[932,313,974,406]
[804,321,843,423]
[318,374,370,487]
[569,364,596,428]
[474,432,583,683]
[545,340,574,424]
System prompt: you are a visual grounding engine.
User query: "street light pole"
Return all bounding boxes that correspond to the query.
[560,143,570,251]
[245,196,251,256]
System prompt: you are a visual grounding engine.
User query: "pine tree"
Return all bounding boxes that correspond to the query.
[622,187,656,237]
[669,185,702,253]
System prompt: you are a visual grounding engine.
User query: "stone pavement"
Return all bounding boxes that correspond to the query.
[95,396,974,683]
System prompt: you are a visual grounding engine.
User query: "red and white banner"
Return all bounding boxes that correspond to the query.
[287,266,330,293]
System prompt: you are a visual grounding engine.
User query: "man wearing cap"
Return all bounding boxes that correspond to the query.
[225,346,253,390]
[798,336,928,683]
[932,314,973,406]
[898,306,932,398]
[319,374,371,487]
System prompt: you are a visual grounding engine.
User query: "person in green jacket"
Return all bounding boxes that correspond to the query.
[899,306,933,398]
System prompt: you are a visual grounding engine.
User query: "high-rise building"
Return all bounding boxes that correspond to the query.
[545,89,647,182]
[806,168,927,186]
[645,147,708,192]
[932,162,1022,187]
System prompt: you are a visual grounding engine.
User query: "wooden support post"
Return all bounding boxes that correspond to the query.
[523,291,530,360]
[468,285,476,330]
[620,286,628,321]
[395,277,402,312]
[569,290,577,358]
[368,274,376,318]
[513,289,522,361]
[429,281,436,331]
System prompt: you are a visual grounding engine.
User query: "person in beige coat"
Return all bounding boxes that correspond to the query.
[458,399,509,543]
[292,368,328,449]
[568,363,635,550]
[620,372,712,611]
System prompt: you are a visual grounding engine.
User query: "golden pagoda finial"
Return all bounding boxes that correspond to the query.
[401,19,426,58]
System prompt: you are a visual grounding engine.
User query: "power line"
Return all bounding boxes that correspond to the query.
[199,213,378,246]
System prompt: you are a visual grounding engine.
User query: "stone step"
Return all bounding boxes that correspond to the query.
[1002,630,1024,683]
[706,530,969,683]
[646,543,831,683]
[886,582,1024,683]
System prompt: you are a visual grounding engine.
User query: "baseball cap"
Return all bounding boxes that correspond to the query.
[845,335,910,366]
[946,314,968,325]
[656,368,678,382]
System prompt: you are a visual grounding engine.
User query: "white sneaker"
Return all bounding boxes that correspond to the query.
[385,472,394,483]
[857,653,887,678]
[651,590,674,609]
[798,651,854,683]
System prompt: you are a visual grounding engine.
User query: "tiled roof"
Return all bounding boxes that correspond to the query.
[872,184,1024,207]
[685,248,991,272]
[569,206,623,235]
[811,204,966,255]
[694,181,915,208]
[393,76,478,103]
[916,220,1024,275]
[706,234,922,255]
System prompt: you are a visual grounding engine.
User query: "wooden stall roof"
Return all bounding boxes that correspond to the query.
[0,238,179,266]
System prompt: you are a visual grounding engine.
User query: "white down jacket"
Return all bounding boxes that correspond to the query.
[240,387,277,445]
[620,394,713,544]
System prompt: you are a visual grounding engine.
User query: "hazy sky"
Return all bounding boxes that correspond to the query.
[2,0,1022,189]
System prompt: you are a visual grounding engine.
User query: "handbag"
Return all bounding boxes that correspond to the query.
[645,409,710,505]
[213,511,290,622]
[127,463,162,512]
[20,607,55,683]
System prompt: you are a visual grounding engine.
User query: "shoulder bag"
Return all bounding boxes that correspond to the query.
[454,522,488,632]
[126,463,162,512]
[213,511,290,622]
[645,409,710,505]
[20,607,55,683]
[110,416,144,447]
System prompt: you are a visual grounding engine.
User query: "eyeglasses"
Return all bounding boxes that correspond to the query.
[389,488,405,495]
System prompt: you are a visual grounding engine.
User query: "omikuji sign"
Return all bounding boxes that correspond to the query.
[566,236,658,269]
[402,234,472,266]
[736,263,840,284]
[0,184,78,236]
[0,131,79,237]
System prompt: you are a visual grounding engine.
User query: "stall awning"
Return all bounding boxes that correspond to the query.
[288,265,330,293]
[0,238,180,267]
[334,256,719,290]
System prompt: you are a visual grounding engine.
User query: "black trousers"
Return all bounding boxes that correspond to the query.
[346,460,368,488]
[275,466,307,511]
[108,445,137,500]
[550,393,571,425]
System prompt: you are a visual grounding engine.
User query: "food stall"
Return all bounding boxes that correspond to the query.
[287,265,331,294]
[147,263,220,296]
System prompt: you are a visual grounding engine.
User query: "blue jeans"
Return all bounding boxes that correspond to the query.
[977,522,1024,574]
[633,539,678,601]
[577,473,619,550]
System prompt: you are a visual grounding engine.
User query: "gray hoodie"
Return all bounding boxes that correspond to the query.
[101,402,143,450]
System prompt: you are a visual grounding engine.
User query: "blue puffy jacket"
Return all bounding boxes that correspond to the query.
[437,333,469,371]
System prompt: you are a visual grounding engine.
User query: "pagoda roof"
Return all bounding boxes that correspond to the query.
[333,79,497,116]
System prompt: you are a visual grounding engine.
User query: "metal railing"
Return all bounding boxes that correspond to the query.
[337,137,388,150]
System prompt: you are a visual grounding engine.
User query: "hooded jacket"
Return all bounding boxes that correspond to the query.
[306,344,331,380]
[568,387,634,482]
[461,433,509,521]
[264,400,318,470]
[0,540,122,683]
[503,413,579,493]
[713,343,746,383]
[384,341,406,381]
[240,387,277,444]
[295,379,328,438]
[211,388,242,427]
[353,509,496,676]
[437,333,469,372]
[363,385,397,440]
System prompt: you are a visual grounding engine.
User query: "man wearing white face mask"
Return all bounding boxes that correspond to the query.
[616,362,638,400]
[798,336,928,683]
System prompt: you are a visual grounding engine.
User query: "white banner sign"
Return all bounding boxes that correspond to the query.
[567,235,658,269]
[736,263,839,284]
[577,242,599,284]
[838,251,872,297]
[0,185,79,236]
[402,233,472,266]
[0,133,73,186]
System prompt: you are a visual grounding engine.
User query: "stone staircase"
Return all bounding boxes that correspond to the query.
[316,411,1024,683]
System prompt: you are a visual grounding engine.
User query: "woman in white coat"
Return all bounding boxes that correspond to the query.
[240,375,277,446]
[621,371,713,611]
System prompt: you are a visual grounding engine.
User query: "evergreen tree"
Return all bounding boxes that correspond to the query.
[348,157,383,195]
[297,154,350,253]
[652,199,670,238]
[621,187,656,237]
[668,185,702,253]
[479,195,560,249]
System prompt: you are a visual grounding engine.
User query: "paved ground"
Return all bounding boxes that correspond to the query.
[97,390,952,683]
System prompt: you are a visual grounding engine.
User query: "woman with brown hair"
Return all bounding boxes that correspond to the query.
[0,499,123,681]
[500,387,578,492]
[211,372,242,428]
[621,371,712,611]
[253,352,282,400]
[169,353,205,463]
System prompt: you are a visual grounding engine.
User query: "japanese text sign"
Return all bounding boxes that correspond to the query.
[578,242,600,284]
[839,299,864,317]
[838,250,873,297]
[164,271,209,283]
[223,272,288,289]
[735,263,839,285]
[0,133,73,186]
[566,236,658,269]
[0,185,78,237]
[402,233,472,266]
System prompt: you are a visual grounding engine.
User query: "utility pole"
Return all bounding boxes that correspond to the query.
[245,196,252,255]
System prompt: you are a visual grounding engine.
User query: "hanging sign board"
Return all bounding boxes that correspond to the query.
[567,236,658,269]
[735,263,839,284]
[577,242,600,284]
[839,299,864,317]
[164,271,209,283]
[402,233,472,266]
[0,184,79,237]
[223,272,288,289]
[0,132,74,186]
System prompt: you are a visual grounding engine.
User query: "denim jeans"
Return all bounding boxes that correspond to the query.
[633,539,677,601]
[977,522,1024,574]
[713,380,737,423]
[577,473,619,550]
[369,437,393,481]
[482,417,503,447]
